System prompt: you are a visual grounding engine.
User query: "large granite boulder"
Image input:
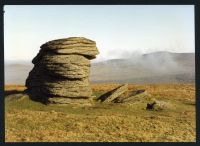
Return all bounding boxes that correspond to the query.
[25,37,99,105]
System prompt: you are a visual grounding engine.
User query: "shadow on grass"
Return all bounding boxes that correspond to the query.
[5,90,26,97]
[183,101,196,106]
[5,89,49,105]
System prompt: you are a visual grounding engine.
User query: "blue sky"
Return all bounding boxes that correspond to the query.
[4,5,194,62]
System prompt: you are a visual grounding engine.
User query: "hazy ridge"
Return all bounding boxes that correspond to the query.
[5,51,195,85]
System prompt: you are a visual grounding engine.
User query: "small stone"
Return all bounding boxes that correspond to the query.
[146,100,173,111]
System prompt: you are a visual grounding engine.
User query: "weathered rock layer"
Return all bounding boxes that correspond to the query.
[25,37,99,105]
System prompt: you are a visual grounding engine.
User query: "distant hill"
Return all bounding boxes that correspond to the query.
[89,51,195,84]
[5,51,195,85]
[5,63,33,85]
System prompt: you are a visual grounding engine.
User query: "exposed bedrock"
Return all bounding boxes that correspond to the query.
[25,37,99,105]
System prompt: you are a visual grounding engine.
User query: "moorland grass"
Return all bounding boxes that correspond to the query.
[5,84,196,142]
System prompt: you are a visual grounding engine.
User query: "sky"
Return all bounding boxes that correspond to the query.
[4,5,194,62]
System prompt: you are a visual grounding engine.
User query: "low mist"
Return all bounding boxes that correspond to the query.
[90,51,195,83]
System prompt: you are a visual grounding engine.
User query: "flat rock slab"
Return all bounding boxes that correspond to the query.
[114,90,150,103]
[33,54,90,65]
[39,37,99,59]
[31,55,91,79]
[43,37,96,46]
[27,77,92,98]
[98,84,128,102]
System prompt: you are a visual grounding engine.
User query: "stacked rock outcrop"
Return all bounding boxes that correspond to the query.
[25,37,99,105]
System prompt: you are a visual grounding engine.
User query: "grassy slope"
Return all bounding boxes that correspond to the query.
[5,84,195,142]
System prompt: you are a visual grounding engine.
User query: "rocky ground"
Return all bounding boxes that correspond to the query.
[5,84,196,142]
